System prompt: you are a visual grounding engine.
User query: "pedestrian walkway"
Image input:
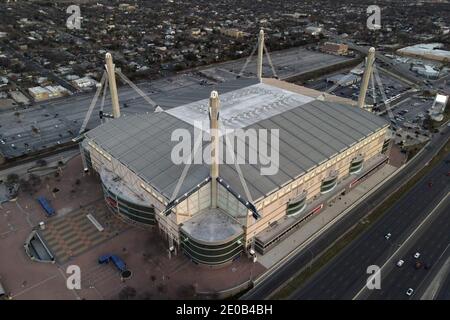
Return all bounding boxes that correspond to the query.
[39,201,129,264]
[258,164,398,268]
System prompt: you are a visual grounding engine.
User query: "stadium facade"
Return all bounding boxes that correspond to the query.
[81,76,390,267]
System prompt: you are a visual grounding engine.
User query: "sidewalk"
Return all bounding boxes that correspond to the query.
[258,164,398,269]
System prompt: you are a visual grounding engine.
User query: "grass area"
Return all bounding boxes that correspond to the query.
[272,138,450,300]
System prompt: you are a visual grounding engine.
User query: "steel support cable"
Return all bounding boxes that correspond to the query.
[78,71,107,135]
[115,69,157,108]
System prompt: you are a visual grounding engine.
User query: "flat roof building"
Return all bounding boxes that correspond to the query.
[397,43,450,63]
[321,42,349,56]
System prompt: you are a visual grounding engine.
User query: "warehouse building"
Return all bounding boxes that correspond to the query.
[320,42,349,56]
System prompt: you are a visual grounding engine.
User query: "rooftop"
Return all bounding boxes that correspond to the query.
[181,208,243,245]
[100,167,150,207]
[166,81,315,132]
[85,79,388,203]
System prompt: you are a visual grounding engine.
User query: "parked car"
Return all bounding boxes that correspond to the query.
[414,252,421,259]
[385,233,392,240]
[397,259,405,267]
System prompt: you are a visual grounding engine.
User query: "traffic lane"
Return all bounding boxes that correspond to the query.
[291,154,450,299]
[416,244,450,300]
[293,158,449,299]
[436,270,450,300]
[243,127,449,300]
[242,129,449,299]
[292,187,448,300]
[367,199,450,300]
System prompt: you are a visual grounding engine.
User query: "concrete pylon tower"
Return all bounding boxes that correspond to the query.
[105,53,121,118]
[357,47,376,109]
[209,90,220,208]
[257,29,265,82]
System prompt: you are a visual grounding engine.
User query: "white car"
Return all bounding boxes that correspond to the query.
[385,233,392,240]
[397,259,405,267]
[406,288,414,296]
[414,252,420,259]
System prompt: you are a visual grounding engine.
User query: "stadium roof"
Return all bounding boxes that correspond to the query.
[85,80,388,203]
[181,208,243,245]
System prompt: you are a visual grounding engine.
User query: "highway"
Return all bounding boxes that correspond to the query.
[435,261,450,299]
[290,146,449,299]
[241,125,449,300]
[363,197,449,300]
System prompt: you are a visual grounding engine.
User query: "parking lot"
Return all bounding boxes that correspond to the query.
[0,46,356,160]
[0,73,207,159]
[200,47,354,81]
[387,96,435,127]
[304,68,411,107]
[382,95,436,148]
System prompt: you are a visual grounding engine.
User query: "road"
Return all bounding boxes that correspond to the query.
[343,41,424,86]
[435,261,450,299]
[363,197,449,300]
[201,46,353,80]
[0,149,79,181]
[290,148,449,299]
[346,39,450,97]
[241,125,449,300]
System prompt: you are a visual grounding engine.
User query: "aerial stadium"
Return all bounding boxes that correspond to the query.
[81,34,391,267]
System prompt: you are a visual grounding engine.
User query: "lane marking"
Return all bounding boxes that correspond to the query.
[353,193,449,300]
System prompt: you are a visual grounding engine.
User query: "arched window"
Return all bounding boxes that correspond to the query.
[321,172,338,194]
[349,155,364,174]
[286,191,307,217]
